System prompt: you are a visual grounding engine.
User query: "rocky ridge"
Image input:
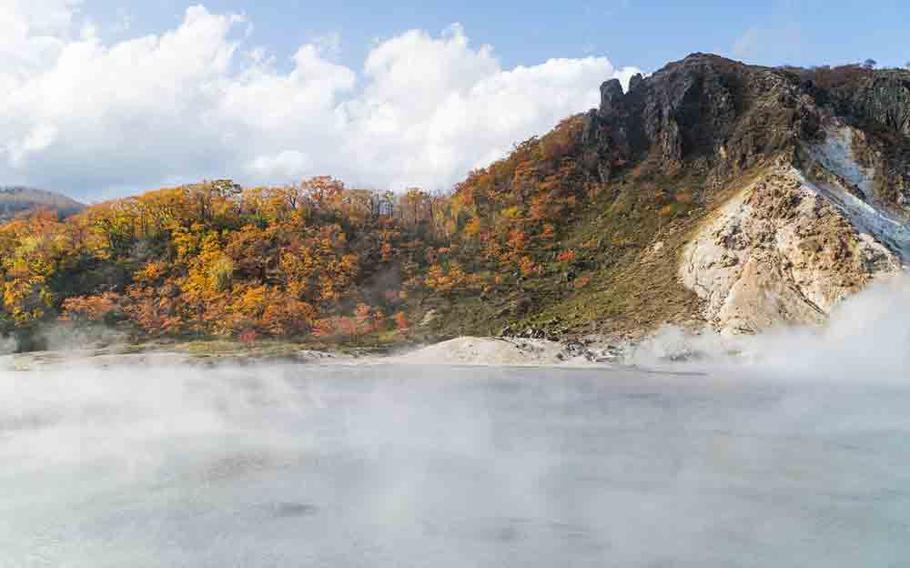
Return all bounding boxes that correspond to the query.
[581,54,910,332]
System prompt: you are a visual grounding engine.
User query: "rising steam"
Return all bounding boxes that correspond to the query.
[2,274,910,565]
[630,272,910,382]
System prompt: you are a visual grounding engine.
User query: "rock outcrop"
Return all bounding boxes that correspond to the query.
[580,54,910,332]
[680,165,900,332]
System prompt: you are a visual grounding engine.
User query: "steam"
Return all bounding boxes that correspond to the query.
[42,323,128,351]
[3,358,909,565]
[2,276,910,564]
[630,273,910,382]
[0,321,128,355]
[0,334,14,355]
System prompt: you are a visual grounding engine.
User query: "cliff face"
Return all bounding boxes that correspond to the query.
[579,54,910,333]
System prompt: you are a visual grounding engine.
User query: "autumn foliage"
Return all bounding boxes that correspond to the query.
[0,115,601,344]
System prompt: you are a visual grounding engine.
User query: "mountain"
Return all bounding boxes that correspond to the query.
[577,53,910,333]
[439,53,910,337]
[0,187,84,221]
[1,53,908,345]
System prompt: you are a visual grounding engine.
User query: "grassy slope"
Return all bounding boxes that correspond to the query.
[516,167,707,339]
[416,160,776,342]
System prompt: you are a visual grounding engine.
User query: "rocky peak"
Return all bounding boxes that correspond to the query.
[577,54,910,332]
[583,54,910,212]
[588,53,814,173]
[599,78,625,114]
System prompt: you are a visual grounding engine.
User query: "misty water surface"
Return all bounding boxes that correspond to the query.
[1,361,909,567]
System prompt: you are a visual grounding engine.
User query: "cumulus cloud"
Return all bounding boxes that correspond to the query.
[0,3,638,198]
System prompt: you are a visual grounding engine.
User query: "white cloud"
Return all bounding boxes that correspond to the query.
[0,3,639,198]
[248,150,312,179]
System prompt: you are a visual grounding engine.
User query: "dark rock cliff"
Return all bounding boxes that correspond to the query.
[581,53,910,214]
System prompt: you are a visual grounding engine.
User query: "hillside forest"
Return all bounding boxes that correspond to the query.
[3,116,659,347]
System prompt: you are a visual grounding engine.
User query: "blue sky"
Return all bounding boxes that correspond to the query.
[0,0,906,199]
[83,0,908,72]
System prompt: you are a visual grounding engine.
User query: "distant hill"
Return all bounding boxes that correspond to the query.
[0,186,84,221]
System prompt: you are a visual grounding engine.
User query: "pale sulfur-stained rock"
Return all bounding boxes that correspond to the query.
[680,165,901,333]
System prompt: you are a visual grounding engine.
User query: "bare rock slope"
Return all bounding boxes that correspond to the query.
[681,163,900,332]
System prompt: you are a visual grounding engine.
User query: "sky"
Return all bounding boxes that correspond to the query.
[0,0,907,200]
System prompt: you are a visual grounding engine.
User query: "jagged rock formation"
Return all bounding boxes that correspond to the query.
[581,54,910,332]
[0,186,83,221]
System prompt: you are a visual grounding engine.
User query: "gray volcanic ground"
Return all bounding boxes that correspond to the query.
[1,360,909,567]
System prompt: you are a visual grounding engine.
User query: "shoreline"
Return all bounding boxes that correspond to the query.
[0,335,629,371]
